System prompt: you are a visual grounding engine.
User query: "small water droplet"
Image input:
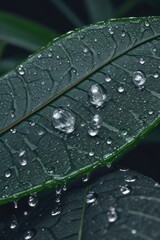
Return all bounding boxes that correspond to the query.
[105,75,111,82]
[132,71,146,87]
[56,55,60,59]
[51,206,61,216]
[131,229,137,235]
[120,129,128,136]
[24,211,28,216]
[152,47,157,52]
[107,207,118,223]
[89,84,107,107]
[94,38,98,42]
[82,173,90,183]
[14,201,18,209]
[88,114,102,137]
[10,128,16,134]
[145,21,149,27]
[139,57,145,64]
[89,150,94,156]
[48,52,52,57]
[120,185,131,195]
[118,86,125,93]
[125,175,137,183]
[30,121,35,127]
[38,54,42,59]
[5,169,12,178]
[108,27,114,34]
[154,72,159,78]
[23,230,35,240]
[10,217,17,229]
[18,66,25,75]
[121,31,126,37]
[148,110,154,115]
[52,107,76,134]
[10,110,15,118]
[107,137,112,145]
[86,191,97,204]
[28,195,38,208]
[38,130,44,136]
[19,150,28,166]
[120,167,129,172]
[83,48,88,53]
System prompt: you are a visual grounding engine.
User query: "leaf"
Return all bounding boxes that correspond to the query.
[0,11,58,51]
[1,17,160,203]
[1,169,160,239]
[84,0,114,22]
[50,0,84,27]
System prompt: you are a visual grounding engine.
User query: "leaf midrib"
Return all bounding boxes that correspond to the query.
[1,21,160,135]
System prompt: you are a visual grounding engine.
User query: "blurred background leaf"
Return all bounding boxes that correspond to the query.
[84,0,114,22]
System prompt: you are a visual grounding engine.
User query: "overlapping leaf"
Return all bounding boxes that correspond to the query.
[1,17,160,203]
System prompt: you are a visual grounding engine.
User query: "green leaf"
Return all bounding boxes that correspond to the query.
[1,169,160,239]
[1,16,160,203]
[0,11,58,51]
[84,0,114,22]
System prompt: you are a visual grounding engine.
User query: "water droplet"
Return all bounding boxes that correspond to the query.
[108,27,114,34]
[19,150,28,166]
[38,130,44,136]
[140,58,145,64]
[10,217,17,229]
[30,121,35,127]
[86,191,97,204]
[105,75,111,82]
[120,185,131,195]
[28,195,38,207]
[23,230,35,239]
[152,47,157,52]
[14,201,18,209]
[148,110,154,115]
[82,173,90,183]
[89,84,107,107]
[145,21,149,27]
[24,211,28,216]
[120,129,128,136]
[88,114,102,137]
[131,229,137,234]
[52,107,76,133]
[154,72,159,78]
[132,71,146,87]
[18,66,25,75]
[125,175,137,183]
[10,110,15,118]
[107,137,112,145]
[120,167,129,172]
[5,169,12,178]
[56,55,60,59]
[89,150,94,156]
[107,207,118,223]
[118,86,125,93]
[94,38,98,42]
[38,54,42,59]
[121,31,126,37]
[51,206,61,216]
[10,128,16,134]
[48,52,52,57]
[83,48,88,53]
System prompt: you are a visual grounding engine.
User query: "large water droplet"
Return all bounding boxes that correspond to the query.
[28,195,38,207]
[107,207,118,223]
[86,191,98,204]
[52,107,76,133]
[132,71,146,87]
[23,230,35,240]
[89,84,107,107]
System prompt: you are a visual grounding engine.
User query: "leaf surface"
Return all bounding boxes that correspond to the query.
[1,17,160,203]
[1,169,160,239]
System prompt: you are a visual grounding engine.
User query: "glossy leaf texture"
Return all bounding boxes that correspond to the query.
[1,17,160,203]
[1,169,160,239]
[0,11,58,51]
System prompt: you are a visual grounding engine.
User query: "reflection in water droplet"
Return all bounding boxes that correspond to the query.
[23,230,35,239]
[86,192,97,204]
[28,195,38,208]
[125,175,137,183]
[120,185,131,195]
[121,31,126,37]
[132,71,146,87]
[18,66,25,75]
[89,84,107,107]
[38,130,44,136]
[83,48,88,53]
[107,207,118,223]
[52,108,76,133]
[88,114,102,137]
